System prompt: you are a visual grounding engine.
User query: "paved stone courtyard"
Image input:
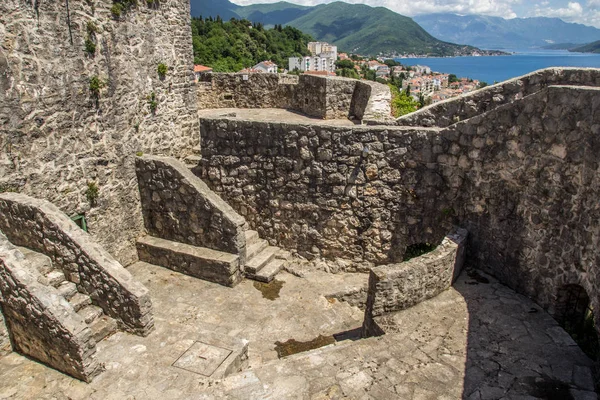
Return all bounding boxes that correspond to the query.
[198,108,358,126]
[0,262,595,399]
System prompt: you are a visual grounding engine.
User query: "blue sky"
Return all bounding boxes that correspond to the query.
[230,0,600,28]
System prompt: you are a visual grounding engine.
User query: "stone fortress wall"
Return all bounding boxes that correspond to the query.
[197,72,392,120]
[0,0,199,265]
[198,71,600,326]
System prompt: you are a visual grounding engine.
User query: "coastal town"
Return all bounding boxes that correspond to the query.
[194,41,486,109]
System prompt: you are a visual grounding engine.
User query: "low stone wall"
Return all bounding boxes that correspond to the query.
[197,73,391,120]
[135,155,247,260]
[0,193,153,335]
[197,73,298,110]
[397,67,600,128]
[0,231,100,381]
[362,229,467,337]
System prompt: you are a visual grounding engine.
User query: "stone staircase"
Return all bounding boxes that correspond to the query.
[137,229,290,286]
[244,230,290,283]
[18,247,118,343]
[135,155,290,287]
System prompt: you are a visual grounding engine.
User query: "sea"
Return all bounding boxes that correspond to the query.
[395,49,600,84]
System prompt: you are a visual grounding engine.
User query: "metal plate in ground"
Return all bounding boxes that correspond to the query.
[172,341,232,377]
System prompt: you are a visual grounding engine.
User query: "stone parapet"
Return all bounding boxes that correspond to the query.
[0,193,153,336]
[397,67,600,128]
[361,228,467,336]
[197,73,391,121]
[0,232,100,382]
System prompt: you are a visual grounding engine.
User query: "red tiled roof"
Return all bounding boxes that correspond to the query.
[194,65,212,73]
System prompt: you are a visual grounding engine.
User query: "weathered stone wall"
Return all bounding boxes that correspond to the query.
[197,73,298,110]
[197,73,390,120]
[198,81,600,327]
[0,303,10,357]
[0,193,153,335]
[442,85,600,319]
[0,231,100,382]
[0,0,199,265]
[199,117,453,266]
[135,155,247,258]
[397,67,600,128]
[362,228,467,336]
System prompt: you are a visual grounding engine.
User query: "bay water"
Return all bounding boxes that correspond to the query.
[396,49,600,84]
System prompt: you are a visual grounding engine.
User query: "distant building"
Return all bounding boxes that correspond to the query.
[414,65,431,75]
[252,61,278,73]
[289,42,338,74]
[367,60,386,71]
[376,65,390,78]
[194,65,212,82]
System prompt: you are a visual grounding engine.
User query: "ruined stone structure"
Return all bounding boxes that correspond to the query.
[198,69,600,332]
[197,72,392,121]
[0,0,599,395]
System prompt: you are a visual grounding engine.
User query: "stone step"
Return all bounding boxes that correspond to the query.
[17,247,54,275]
[46,269,67,288]
[275,248,291,261]
[245,246,278,275]
[246,238,268,261]
[78,305,103,324]
[69,292,92,312]
[244,230,260,248]
[249,258,285,283]
[56,281,78,300]
[136,236,242,287]
[89,316,119,343]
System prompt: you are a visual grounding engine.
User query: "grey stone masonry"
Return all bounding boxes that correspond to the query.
[135,155,247,261]
[137,236,242,287]
[0,309,9,357]
[0,0,199,265]
[362,228,467,337]
[0,193,153,336]
[396,67,600,128]
[197,73,391,121]
[0,231,101,382]
[199,80,600,333]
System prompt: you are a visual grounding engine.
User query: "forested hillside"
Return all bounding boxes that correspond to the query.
[192,17,313,72]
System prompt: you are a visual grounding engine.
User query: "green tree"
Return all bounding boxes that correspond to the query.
[389,84,420,117]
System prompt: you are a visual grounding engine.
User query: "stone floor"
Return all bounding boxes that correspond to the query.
[0,262,596,399]
[198,108,358,126]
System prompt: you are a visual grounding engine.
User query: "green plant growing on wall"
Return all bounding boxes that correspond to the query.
[147,92,158,114]
[89,76,105,105]
[441,207,455,217]
[86,21,98,35]
[84,38,96,55]
[111,0,138,18]
[136,151,144,157]
[157,63,168,79]
[85,181,99,207]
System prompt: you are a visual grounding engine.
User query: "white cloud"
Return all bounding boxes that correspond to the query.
[230,0,520,18]
[533,1,600,27]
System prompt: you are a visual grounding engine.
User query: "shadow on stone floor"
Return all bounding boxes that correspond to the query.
[455,270,597,400]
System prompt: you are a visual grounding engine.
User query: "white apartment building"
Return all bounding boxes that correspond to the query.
[289,42,338,74]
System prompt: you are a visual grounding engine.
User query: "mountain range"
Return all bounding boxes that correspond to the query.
[190,0,497,56]
[413,13,600,50]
